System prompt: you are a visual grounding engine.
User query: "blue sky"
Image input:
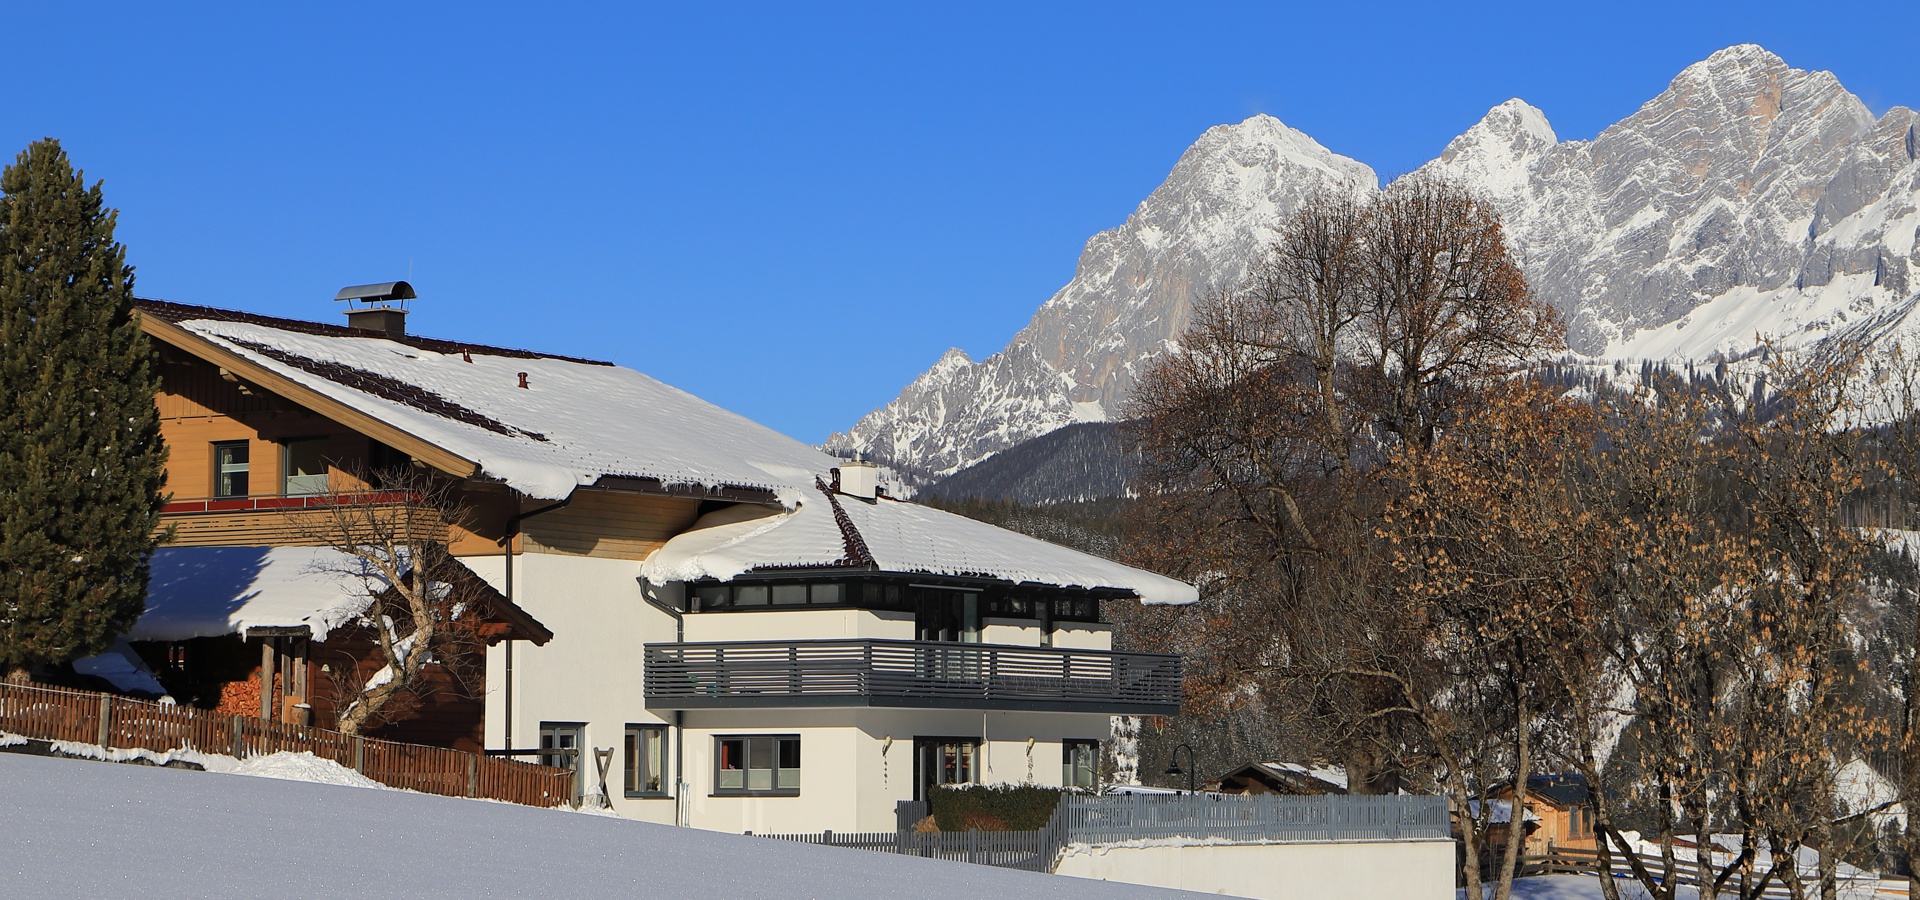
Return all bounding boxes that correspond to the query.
[7,3,1916,442]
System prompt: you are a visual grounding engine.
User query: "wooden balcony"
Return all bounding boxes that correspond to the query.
[158,491,446,547]
[644,639,1182,715]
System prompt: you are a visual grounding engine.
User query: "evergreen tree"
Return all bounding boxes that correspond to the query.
[0,139,165,683]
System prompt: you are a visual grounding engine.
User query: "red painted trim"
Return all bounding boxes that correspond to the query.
[161,491,421,515]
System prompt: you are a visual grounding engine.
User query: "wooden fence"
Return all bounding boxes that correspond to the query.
[1518,846,1885,899]
[0,680,573,808]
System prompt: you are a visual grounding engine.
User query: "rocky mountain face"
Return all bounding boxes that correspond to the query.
[830,45,1920,483]
[1423,45,1920,360]
[823,117,1377,482]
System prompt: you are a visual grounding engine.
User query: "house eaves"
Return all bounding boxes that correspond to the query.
[139,308,483,480]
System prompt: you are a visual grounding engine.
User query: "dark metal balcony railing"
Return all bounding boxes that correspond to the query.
[643,639,1182,715]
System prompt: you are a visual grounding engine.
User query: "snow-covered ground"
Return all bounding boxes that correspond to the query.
[1460,876,1701,899]
[0,752,1208,898]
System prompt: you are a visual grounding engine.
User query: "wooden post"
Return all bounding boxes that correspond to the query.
[95,694,112,747]
[230,715,244,757]
[259,638,275,721]
[468,752,479,798]
[353,735,365,773]
[292,638,308,705]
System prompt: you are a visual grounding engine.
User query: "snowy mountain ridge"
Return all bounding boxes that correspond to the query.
[829,45,1920,483]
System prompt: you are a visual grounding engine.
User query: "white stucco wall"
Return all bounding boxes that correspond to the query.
[1053,839,1454,900]
[981,619,1043,644]
[679,708,1113,833]
[471,552,680,826]
[1050,621,1112,650]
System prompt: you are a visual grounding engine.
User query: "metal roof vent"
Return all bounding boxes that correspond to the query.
[335,281,416,338]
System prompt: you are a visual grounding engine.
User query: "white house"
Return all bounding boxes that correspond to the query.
[131,286,1194,833]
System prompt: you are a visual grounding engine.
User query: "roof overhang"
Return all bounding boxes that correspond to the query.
[587,475,783,506]
[139,310,482,480]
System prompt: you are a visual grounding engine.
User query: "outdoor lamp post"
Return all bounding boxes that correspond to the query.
[1164,743,1197,794]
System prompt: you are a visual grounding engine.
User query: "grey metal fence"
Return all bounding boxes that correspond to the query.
[1057,793,1451,845]
[757,792,1449,874]
[757,826,1059,872]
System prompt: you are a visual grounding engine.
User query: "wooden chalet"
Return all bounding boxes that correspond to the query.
[1488,774,1597,854]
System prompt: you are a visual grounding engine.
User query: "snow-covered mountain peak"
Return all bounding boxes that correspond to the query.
[1200,113,1379,186]
[1427,99,1560,209]
[930,347,973,373]
[832,44,1920,484]
[1474,99,1557,147]
[1682,42,1789,79]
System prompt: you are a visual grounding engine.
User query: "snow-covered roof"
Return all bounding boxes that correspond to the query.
[641,481,1200,605]
[1464,799,1539,825]
[131,546,385,642]
[130,545,548,644]
[140,301,1196,606]
[1257,762,1349,791]
[139,300,836,502]
[73,641,170,697]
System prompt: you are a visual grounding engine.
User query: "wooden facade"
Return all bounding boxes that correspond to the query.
[521,489,701,560]
[153,343,702,560]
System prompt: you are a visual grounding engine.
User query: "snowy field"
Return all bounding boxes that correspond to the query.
[0,752,1207,898]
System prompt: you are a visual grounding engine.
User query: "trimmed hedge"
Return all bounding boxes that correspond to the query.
[929,783,1064,832]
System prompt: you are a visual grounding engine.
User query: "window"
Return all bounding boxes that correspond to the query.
[715,735,800,795]
[625,724,668,797]
[986,595,1033,618]
[1064,739,1099,790]
[539,722,584,805]
[1050,597,1101,623]
[914,737,978,801]
[366,440,410,487]
[282,438,329,496]
[688,581,849,611]
[213,441,250,497]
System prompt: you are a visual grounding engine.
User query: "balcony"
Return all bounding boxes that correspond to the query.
[158,491,444,547]
[644,639,1182,716]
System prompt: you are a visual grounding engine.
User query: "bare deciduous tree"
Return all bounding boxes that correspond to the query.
[287,465,488,736]
[1124,175,1565,900]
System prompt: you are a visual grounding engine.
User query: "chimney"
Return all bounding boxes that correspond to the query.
[837,460,880,500]
[334,281,417,338]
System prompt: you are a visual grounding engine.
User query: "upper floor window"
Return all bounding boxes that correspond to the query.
[213,441,249,497]
[691,581,842,611]
[283,438,329,496]
[367,439,410,487]
[684,578,1101,624]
